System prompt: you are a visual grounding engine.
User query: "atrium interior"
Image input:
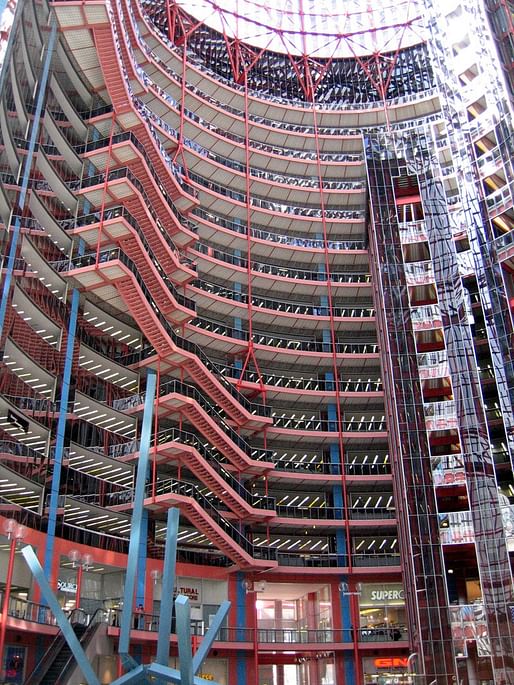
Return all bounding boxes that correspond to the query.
[0,0,513,683]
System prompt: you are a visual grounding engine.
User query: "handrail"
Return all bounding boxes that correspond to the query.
[112,378,274,459]
[56,244,195,312]
[74,205,195,269]
[85,128,363,191]
[194,242,371,283]
[105,607,407,643]
[94,478,277,561]
[217,363,382,393]
[193,278,374,318]
[187,168,364,218]
[191,316,378,354]
[153,426,275,507]
[106,434,333,475]
[117,335,380,367]
[193,206,366,248]
[135,0,435,111]
[79,165,193,240]
[25,628,66,685]
[53,249,270,418]
[107,425,275,507]
[22,607,88,685]
[54,609,107,685]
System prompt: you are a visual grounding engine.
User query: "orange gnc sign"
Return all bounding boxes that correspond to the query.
[374,657,409,668]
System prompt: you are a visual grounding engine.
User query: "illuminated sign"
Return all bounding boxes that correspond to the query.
[174,586,200,602]
[374,657,409,668]
[57,580,77,594]
[370,589,405,601]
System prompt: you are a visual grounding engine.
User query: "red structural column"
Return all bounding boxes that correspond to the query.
[0,535,16,679]
[75,563,83,609]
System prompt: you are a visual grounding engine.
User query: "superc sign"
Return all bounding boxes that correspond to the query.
[370,589,404,601]
[374,657,409,668]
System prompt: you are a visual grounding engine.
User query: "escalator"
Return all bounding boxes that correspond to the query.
[26,609,105,685]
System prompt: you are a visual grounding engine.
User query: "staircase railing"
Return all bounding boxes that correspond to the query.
[24,608,105,685]
[54,608,107,685]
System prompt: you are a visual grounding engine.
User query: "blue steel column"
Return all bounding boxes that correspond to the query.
[235,573,247,685]
[0,19,57,337]
[41,18,78,577]
[325,347,354,684]
[43,122,95,579]
[156,508,179,665]
[119,370,157,662]
[44,288,80,578]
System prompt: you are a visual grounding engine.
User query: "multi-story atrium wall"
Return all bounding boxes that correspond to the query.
[0,0,512,683]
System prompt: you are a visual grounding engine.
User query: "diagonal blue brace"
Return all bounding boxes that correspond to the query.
[156,507,179,665]
[192,601,230,675]
[148,663,224,685]
[175,595,193,685]
[119,369,157,660]
[22,546,100,685]
[110,664,147,685]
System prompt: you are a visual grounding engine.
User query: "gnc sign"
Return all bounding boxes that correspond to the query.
[374,657,409,668]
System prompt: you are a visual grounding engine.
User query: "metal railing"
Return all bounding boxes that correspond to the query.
[53,248,270,418]
[193,206,365,248]
[195,242,371,283]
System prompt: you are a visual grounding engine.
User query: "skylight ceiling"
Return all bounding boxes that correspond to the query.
[175,0,427,58]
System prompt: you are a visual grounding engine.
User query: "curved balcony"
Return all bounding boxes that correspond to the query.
[188,317,378,355]
[120,333,379,370]
[121,5,371,150]
[135,81,362,165]
[219,364,383,395]
[270,413,386,434]
[194,243,370,284]
[124,94,365,192]
[53,251,271,425]
[274,504,395,522]
[189,170,365,220]
[193,206,366,252]
[192,279,375,324]
[136,0,437,124]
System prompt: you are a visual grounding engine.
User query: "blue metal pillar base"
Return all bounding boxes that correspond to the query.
[119,370,157,658]
[156,508,179,665]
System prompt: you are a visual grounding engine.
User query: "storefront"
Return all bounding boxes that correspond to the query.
[362,656,411,685]
[359,583,406,640]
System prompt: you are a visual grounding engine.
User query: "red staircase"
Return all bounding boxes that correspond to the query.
[153,493,274,569]
[68,263,267,427]
[157,440,274,520]
[118,236,192,323]
[116,278,176,358]
[182,358,269,428]
[93,27,133,114]
[131,123,198,214]
[159,393,267,472]
[122,198,196,279]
